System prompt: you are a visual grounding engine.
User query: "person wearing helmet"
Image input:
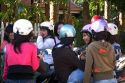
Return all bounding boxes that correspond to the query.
[54,22,64,44]
[36,21,55,65]
[36,21,56,82]
[83,19,117,83]
[107,23,122,60]
[107,23,123,81]
[2,19,40,83]
[52,24,84,83]
[77,24,93,60]
[81,24,93,44]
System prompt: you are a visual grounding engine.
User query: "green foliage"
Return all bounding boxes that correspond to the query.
[73,18,84,47]
[110,0,125,13]
[0,0,46,22]
[0,12,4,20]
[27,2,46,22]
[89,0,104,17]
[73,0,84,6]
[119,28,125,53]
[17,3,29,19]
[73,0,105,17]
[0,0,18,22]
[0,0,70,22]
[108,5,119,22]
[0,0,16,5]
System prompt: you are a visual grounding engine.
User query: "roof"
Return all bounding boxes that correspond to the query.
[70,1,82,12]
[21,0,82,13]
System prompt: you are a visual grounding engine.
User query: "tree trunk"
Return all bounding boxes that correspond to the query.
[64,3,68,23]
[0,4,1,27]
[64,0,72,24]
[119,12,125,28]
[54,3,59,23]
[97,2,100,15]
[119,12,122,27]
[67,0,71,23]
[82,1,90,25]
[123,14,125,28]
[49,1,54,24]
[104,0,111,21]
[31,0,34,13]
[45,3,50,20]
[31,0,34,4]
[1,22,4,44]
[0,4,1,45]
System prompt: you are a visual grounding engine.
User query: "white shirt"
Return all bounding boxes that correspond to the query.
[36,36,55,49]
[36,36,55,64]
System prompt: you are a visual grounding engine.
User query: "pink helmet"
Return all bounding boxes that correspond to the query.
[91,19,108,33]
[81,24,92,34]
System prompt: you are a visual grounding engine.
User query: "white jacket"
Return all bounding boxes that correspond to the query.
[36,36,55,64]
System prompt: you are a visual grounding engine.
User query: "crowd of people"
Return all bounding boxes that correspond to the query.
[0,15,124,83]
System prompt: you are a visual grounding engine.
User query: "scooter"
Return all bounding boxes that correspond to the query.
[36,49,58,83]
[36,64,58,83]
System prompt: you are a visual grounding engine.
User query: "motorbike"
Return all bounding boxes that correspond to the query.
[36,63,58,83]
[36,49,58,83]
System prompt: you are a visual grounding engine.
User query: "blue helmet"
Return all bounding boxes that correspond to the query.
[59,24,76,38]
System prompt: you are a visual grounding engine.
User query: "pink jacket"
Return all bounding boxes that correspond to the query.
[2,42,40,80]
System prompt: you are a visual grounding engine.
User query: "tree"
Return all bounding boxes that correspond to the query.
[49,1,54,24]
[0,0,46,23]
[44,0,68,24]
[82,0,90,25]
[110,0,125,28]
[54,3,59,23]
[104,0,111,21]
[45,3,50,20]
[0,0,18,22]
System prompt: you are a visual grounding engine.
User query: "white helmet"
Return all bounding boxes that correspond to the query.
[40,21,53,30]
[107,23,118,35]
[91,19,108,33]
[13,19,33,35]
[81,24,92,34]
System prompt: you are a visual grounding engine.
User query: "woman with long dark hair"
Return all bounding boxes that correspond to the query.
[77,24,93,60]
[0,24,14,52]
[54,22,64,44]
[2,19,40,83]
[0,24,14,83]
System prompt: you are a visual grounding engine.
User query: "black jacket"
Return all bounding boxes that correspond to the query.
[52,44,85,83]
